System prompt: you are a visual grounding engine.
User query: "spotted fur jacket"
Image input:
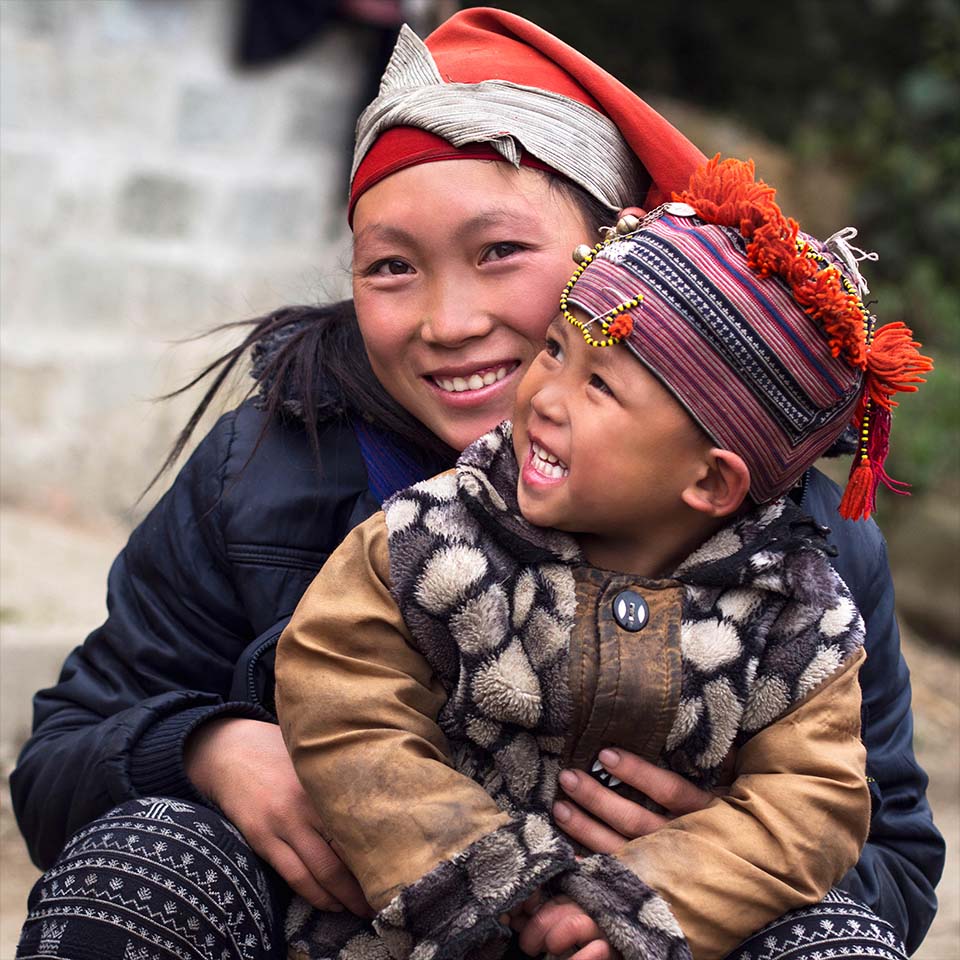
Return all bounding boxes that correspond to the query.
[277,422,870,960]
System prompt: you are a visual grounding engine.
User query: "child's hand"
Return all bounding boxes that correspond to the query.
[499,889,543,932]
[517,895,618,960]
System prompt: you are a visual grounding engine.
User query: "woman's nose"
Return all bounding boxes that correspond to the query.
[419,281,493,347]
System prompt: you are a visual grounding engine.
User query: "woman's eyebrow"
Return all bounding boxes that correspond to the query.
[353,223,415,249]
[457,210,546,238]
[354,211,540,250]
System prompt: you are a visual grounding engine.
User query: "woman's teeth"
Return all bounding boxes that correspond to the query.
[434,366,509,393]
[532,441,569,478]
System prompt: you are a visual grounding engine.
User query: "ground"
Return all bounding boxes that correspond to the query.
[0,505,957,958]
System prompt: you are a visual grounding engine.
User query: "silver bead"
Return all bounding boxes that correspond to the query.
[572,244,594,264]
[616,215,641,235]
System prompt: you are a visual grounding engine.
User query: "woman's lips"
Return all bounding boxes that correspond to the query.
[427,362,516,394]
[423,361,520,406]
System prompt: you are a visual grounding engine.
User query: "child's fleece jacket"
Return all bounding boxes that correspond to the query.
[277,422,870,960]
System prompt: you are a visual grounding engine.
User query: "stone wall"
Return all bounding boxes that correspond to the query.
[1,0,369,522]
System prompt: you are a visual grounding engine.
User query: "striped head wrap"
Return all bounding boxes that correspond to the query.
[348,8,704,221]
[564,156,933,520]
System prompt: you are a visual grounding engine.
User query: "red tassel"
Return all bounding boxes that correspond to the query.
[839,459,876,521]
[866,407,911,496]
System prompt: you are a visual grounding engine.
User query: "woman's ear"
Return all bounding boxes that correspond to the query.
[617,205,647,220]
[681,449,751,518]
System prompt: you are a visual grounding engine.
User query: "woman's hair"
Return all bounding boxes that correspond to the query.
[148,173,613,491]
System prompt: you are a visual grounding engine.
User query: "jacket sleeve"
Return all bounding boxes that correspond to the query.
[803,468,945,951]
[277,514,574,959]
[606,647,870,960]
[9,408,274,869]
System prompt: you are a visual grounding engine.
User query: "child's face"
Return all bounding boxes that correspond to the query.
[512,317,711,555]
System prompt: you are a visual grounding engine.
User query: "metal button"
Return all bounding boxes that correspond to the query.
[612,589,649,632]
[663,201,697,217]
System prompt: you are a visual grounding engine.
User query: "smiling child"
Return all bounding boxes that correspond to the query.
[276,157,932,960]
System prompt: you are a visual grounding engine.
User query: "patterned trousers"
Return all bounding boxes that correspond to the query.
[17,799,908,960]
[16,798,284,960]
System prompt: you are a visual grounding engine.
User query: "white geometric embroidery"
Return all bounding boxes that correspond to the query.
[38,918,68,954]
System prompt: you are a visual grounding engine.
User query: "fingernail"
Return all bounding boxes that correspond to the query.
[553,801,571,822]
[558,769,578,792]
[599,748,620,767]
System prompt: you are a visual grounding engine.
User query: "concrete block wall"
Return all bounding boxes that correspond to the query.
[1,0,371,523]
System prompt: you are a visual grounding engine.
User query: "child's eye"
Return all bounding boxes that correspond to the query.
[544,336,564,361]
[589,373,614,396]
[482,242,524,263]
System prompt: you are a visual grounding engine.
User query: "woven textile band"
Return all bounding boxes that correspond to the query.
[351,25,644,212]
[568,211,863,503]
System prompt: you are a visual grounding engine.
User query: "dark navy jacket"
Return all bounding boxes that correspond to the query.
[10,401,944,952]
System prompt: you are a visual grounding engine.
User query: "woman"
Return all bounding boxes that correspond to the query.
[11,9,941,960]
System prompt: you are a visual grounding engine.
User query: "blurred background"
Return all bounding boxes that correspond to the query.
[1,0,957,955]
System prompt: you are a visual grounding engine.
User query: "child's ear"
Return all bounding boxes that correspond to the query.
[682,449,751,518]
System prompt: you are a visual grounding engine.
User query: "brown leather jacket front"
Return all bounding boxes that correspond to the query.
[277,513,868,960]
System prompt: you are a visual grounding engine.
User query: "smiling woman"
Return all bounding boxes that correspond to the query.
[352,161,595,451]
[10,7,942,960]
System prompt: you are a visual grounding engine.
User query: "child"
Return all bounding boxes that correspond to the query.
[276,157,932,960]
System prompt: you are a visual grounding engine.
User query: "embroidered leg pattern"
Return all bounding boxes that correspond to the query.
[728,888,908,960]
[16,797,279,960]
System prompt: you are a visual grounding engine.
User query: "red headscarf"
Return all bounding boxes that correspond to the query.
[349,8,705,218]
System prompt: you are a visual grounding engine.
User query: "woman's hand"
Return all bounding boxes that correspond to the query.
[552,748,722,853]
[184,717,372,916]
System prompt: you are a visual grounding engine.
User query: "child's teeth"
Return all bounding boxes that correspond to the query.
[531,442,568,477]
[482,371,497,386]
[468,374,484,390]
[452,377,468,391]
[439,379,454,391]
[496,367,506,381]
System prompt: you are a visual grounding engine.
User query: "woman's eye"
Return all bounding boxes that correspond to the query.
[369,259,412,277]
[483,242,523,262]
[589,373,613,396]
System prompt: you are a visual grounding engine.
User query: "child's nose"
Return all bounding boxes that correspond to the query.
[529,380,566,424]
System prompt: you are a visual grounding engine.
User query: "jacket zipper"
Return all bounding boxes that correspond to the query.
[245,629,283,706]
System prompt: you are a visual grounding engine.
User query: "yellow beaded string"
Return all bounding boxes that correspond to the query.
[560,236,644,348]
[800,240,876,468]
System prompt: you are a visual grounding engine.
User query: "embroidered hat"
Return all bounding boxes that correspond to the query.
[564,156,932,519]
[348,7,704,220]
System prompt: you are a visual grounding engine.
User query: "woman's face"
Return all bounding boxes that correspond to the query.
[352,160,594,452]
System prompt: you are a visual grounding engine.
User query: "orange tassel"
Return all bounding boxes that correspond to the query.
[839,459,877,521]
[865,321,934,411]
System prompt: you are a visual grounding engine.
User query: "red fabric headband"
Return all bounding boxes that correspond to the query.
[350,129,561,216]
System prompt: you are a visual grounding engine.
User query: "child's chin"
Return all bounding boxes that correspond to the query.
[517,494,557,530]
